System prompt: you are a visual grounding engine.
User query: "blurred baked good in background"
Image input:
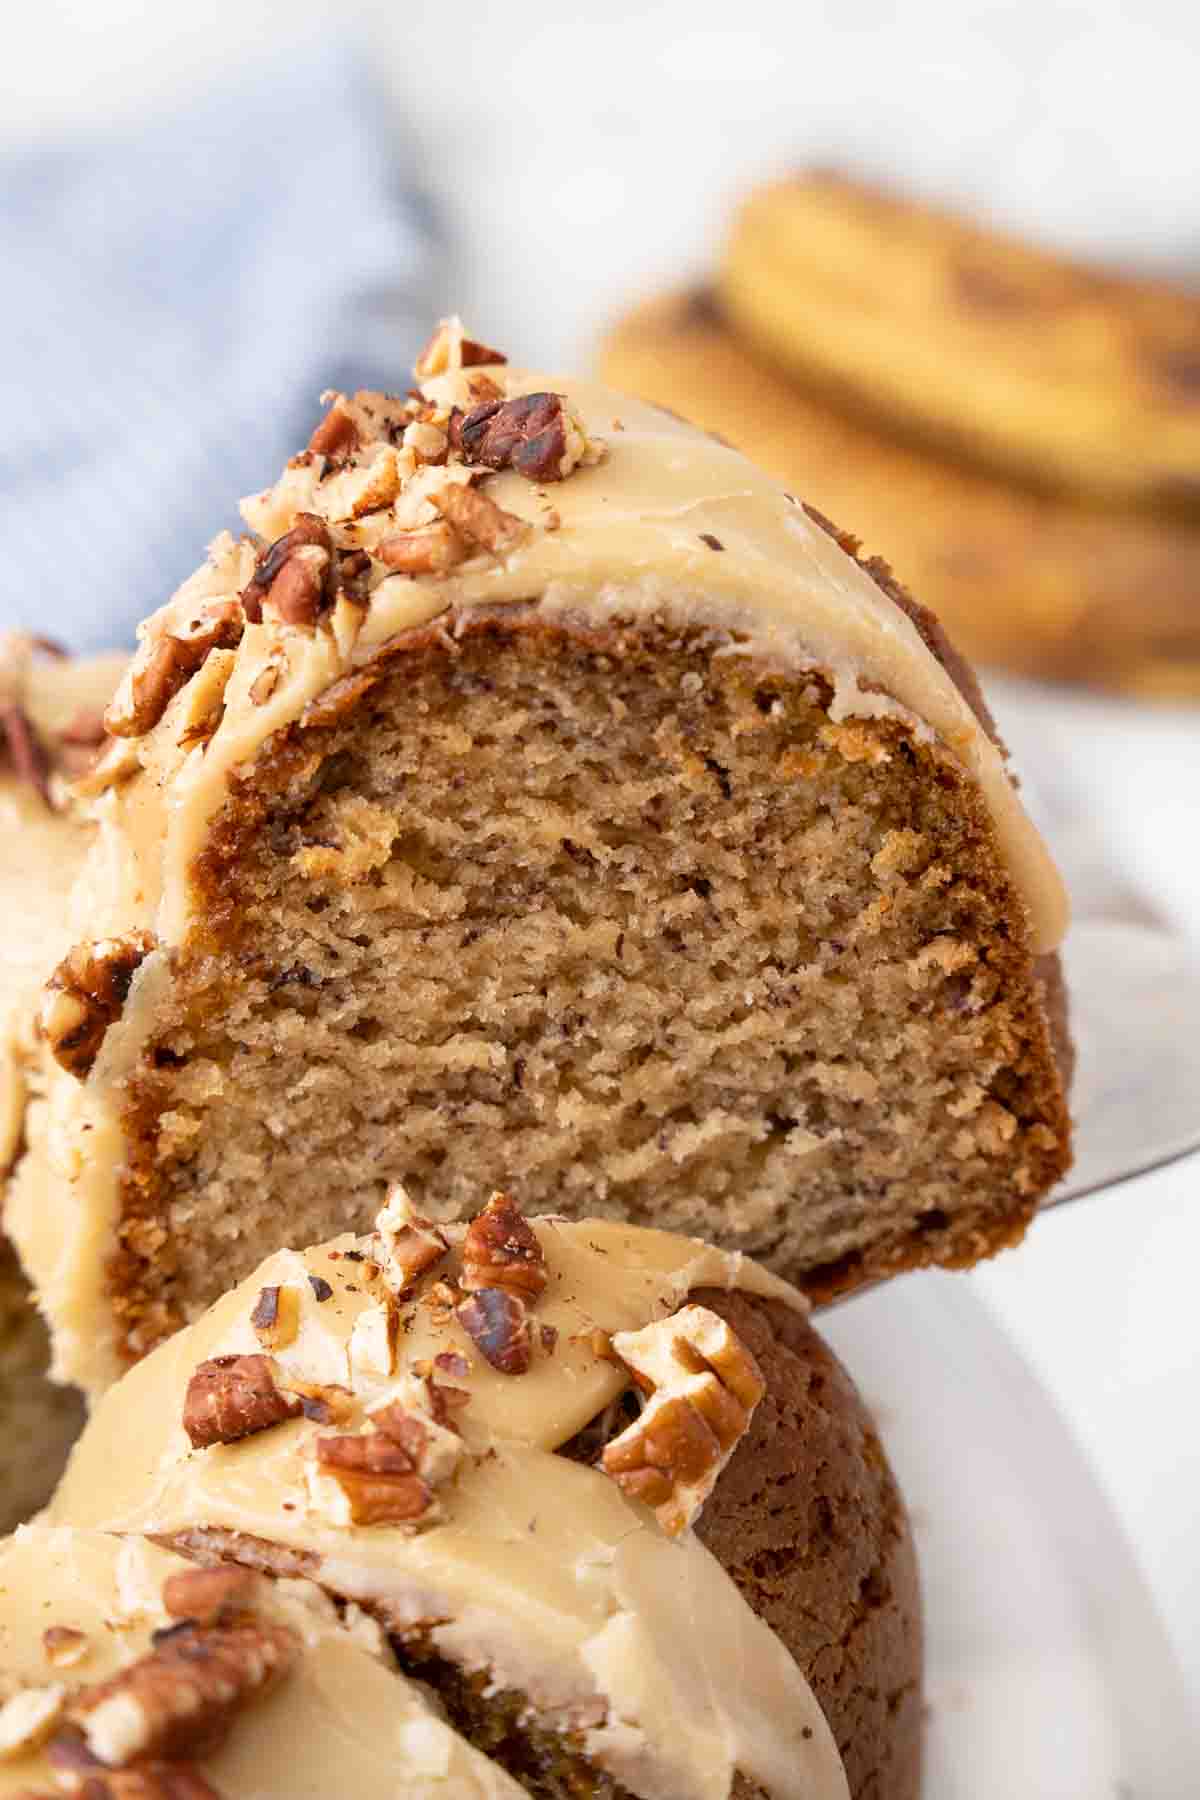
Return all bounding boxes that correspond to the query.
[600,173,1200,698]
[722,172,1200,507]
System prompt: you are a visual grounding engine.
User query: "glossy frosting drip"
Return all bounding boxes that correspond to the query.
[8,345,1067,1393]
[50,1215,848,1800]
[0,1525,527,1797]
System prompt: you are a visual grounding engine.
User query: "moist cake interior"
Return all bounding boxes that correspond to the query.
[113,611,1066,1353]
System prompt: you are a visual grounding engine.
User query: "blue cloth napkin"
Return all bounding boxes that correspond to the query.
[0,45,439,652]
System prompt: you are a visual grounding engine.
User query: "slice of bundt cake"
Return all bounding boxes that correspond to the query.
[12,322,1070,1392]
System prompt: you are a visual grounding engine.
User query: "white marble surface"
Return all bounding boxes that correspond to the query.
[6,0,1200,1744]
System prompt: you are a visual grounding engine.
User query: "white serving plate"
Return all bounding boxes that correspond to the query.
[822,1271,1199,1798]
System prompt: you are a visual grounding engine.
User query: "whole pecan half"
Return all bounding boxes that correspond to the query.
[240,515,334,627]
[460,1192,546,1303]
[182,1355,301,1450]
[456,1287,532,1375]
[66,1617,298,1767]
[449,391,569,481]
[41,932,156,1079]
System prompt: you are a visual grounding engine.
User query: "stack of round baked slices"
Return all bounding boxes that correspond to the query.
[601,170,1200,697]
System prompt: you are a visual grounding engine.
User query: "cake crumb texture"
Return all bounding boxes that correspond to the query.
[111,609,1068,1354]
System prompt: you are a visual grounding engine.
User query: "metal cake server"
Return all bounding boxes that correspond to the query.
[1050,917,1200,1205]
[996,681,1200,1208]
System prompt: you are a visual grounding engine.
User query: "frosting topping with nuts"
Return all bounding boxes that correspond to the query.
[49,1212,846,1800]
[0,1526,525,1797]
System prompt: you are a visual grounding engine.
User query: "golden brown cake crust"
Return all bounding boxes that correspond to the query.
[695,1288,922,1800]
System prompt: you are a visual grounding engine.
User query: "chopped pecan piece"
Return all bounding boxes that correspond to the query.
[414,319,507,379]
[313,1435,432,1527]
[311,1377,464,1526]
[249,1285,300,1351]
[105,606,244,739]
[248,662,280,706]
[452,390,590,482]
[461,1192,547,1302]
[335,547,373,607]
[182,1355,301,1450]
[308,401,360,458]
[0,1684,65,1757]
[42,1626,89,1669]
[456,1288,531,1375]
[347,1297,400,1379]
[402,419,448,464]
[374,1185,448,1296]
[377,520,467,576]
[600,1305,765,1536]
[286,1379,356,1426]
[41,932,156,1079]
[161,1566,263,1628]
[434,482,528,556]
[240,515,333,627]
[67,1618,298,1767]
[465,372,504,405]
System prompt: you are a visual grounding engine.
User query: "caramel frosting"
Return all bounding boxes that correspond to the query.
[0,1525,528,1796]
[9,327,1067,1392]
[50,1214,848,1800]
[0,643,127,1174]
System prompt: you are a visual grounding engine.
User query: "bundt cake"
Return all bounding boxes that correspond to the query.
[40,1197,922,1798]
[0,636,127,1527]
[10,322,1071,1393]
